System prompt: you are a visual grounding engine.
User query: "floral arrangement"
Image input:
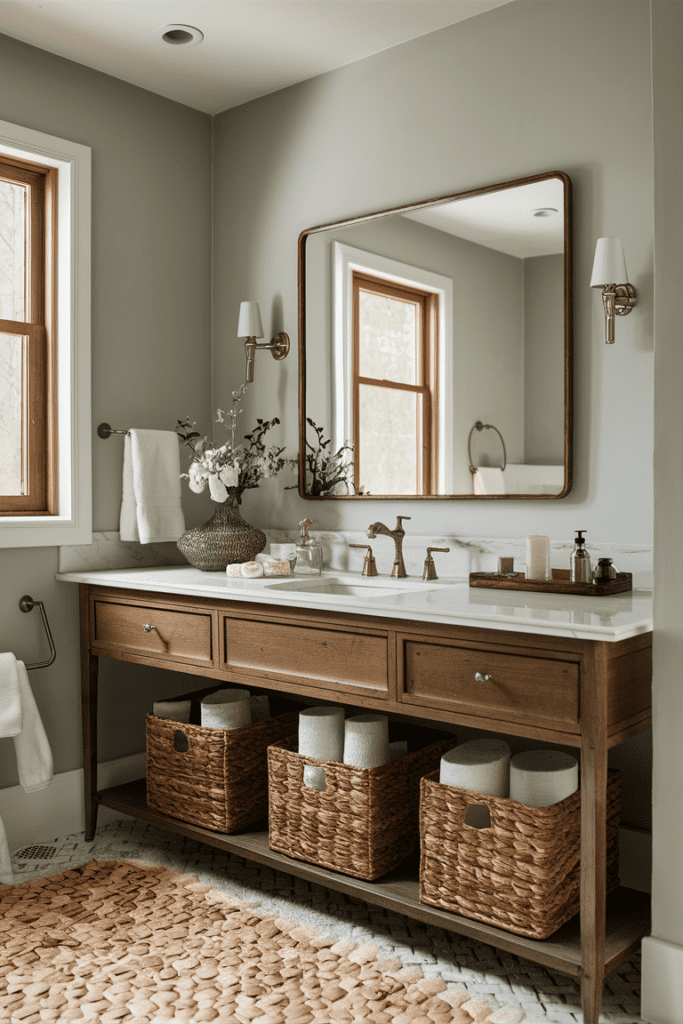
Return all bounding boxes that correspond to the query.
[176,383,288,504]
[296,418,357,497]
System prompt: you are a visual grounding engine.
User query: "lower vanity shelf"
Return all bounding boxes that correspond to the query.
[99,777,650,981]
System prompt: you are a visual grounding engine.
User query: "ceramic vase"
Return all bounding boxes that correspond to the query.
[177,497,266,572]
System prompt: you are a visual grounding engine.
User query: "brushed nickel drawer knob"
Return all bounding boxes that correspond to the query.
[143,623,157,633]
[474,672,492,683]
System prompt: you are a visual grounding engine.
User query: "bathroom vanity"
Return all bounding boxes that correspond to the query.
[59,566,652,1022]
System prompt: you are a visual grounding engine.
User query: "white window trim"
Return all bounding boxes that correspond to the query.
[332,241,454,494]
[0,118,91,547]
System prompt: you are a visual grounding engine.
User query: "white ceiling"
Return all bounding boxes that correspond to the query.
[403,178,565,258]
[0,1,515,115]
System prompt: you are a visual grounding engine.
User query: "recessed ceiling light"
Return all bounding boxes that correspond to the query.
[532,208,559,218]
[153,24,204,47]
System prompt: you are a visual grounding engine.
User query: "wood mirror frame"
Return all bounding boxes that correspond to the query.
[298,170,573,500]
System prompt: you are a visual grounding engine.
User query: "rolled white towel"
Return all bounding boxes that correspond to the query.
[510,749,579,807]
[201,689,251,729]
[439,739,511,797]
[241,561,263,578]
[343,713,389,769]
[299,706,344,761]
[153,700,191,723]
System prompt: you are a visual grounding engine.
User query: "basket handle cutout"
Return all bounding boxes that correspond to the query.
[464,804,491,829]
[302,764,327,791]
[173,730,190,753]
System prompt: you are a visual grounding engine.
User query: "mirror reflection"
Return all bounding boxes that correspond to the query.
[300,172,571,499]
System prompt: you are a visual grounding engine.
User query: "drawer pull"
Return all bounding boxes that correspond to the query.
[474,672,492,683]
[143,623,157,633]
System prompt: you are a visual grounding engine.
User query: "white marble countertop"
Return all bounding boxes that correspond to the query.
[56,566,653,642]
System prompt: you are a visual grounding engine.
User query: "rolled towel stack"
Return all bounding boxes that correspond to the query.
[200,688,251,729]
[299,706,345,790]
[226,557,290,578]
[510,749,579,807]
[153,699,191,723]
[440,739,511,828]
[343,713,389,769]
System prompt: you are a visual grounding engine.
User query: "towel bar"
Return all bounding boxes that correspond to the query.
[97,423,129,439]
[19,596,56,670]
[468,420,507,473]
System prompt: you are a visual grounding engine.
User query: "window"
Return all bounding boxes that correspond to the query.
[0,118,91,547]
[352,272,439,495]
[1,155,57,514]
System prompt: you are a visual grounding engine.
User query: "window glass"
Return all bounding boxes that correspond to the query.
[0,177,26,322]
[358,384,419,495]
[358,288,417,384]
[0,331,24,494]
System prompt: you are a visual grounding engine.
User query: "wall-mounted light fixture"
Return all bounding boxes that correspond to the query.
[237,302,290,383]
[590,237,637,344]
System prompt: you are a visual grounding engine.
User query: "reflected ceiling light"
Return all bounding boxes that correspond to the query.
[237,302,290,383]
[532,207,558,217]
[153,24,204,47]
[590,237,637,344]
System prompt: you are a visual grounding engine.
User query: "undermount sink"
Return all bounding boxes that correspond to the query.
[267,576,434,599]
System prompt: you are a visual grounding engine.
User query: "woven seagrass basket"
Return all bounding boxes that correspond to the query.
[268,729,454,881]
[146,688,297,833]
[419,768,621,939]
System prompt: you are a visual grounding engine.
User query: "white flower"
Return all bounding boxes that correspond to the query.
[188,462,207,493]
[208,474,228,502]
[219,461,239,488]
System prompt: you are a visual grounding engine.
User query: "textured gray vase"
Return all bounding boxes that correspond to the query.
[177,498,266,572]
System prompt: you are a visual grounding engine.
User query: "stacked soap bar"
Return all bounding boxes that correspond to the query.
[226,553,290,578]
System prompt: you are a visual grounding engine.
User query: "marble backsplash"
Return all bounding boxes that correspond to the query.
[59,529,653,588]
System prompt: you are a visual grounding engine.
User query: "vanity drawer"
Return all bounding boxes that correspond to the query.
[223,616,389,698]
[91,599,214,666]
[398,634,579,731]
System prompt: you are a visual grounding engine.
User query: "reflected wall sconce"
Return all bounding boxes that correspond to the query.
[237,301,290,382]
[590,237,637,344]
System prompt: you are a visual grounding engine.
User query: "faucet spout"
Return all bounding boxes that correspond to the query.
[365,517,411,577]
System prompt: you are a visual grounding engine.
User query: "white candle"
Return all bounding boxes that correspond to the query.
[526,535,551,581]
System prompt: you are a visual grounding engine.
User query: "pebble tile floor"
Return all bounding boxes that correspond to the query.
[9,818,645,1024]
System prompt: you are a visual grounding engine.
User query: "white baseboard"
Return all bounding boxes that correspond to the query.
[0,752,146,852]
[641,935,683,1023]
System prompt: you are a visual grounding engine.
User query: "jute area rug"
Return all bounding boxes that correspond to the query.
[0,859,515,1024]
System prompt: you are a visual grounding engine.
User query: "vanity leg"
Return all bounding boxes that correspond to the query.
[580,645,609,1023]
[79,585,99,842]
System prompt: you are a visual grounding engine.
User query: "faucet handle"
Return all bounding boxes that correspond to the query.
[423,547,450,581]
[396,516,412,531]
[350,543,378,577]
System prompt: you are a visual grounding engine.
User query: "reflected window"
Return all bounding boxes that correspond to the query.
[352,272,438,495]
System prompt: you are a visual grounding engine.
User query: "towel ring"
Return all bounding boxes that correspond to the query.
[19,596,56,670]
[468,421,507,474]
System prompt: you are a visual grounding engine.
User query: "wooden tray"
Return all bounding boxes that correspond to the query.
[469,567,632,597]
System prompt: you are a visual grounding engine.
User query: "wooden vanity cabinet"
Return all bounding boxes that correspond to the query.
[79,583,652,1023]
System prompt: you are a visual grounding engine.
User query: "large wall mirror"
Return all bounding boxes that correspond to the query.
[298,171,572,499]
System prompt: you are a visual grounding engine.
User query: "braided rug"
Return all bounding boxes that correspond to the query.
[0,859,516,1023]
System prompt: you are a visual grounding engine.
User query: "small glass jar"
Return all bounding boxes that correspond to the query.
[593,557,617,584]
[293,518,323,576]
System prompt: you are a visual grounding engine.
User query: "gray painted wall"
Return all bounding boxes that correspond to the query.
[524,254,564,464]
[0,33,213,783]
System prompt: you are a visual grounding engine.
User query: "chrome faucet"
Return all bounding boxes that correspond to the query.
[367,516,411,578]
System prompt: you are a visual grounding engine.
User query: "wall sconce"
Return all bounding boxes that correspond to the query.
[590,237,637,344]
[237,301,290,382]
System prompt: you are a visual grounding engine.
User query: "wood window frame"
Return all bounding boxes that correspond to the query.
[0,154,58,515]
[352,271,439,495]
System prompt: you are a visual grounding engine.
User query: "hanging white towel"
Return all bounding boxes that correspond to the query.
[0,652,22,738]
[0,657,54,887]
[120,429,185,544]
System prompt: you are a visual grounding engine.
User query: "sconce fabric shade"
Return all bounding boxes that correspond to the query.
[237,301,264,338]
[590,237,629,287]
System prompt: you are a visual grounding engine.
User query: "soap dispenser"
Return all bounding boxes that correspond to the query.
[570,530,592,583]
[294,518,323,576]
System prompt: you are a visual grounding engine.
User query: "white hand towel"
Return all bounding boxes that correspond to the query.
[14,661,54,793]
[120,429,185,545]
[472,468,506,495]
[0,652,22,737]
[0,813,13,886]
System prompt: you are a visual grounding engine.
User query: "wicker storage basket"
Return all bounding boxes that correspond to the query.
[268,730,453,881]
[419,769,621,939]
[146,689,297,833]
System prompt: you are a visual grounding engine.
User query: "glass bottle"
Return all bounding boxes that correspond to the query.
[294,518,323,575]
